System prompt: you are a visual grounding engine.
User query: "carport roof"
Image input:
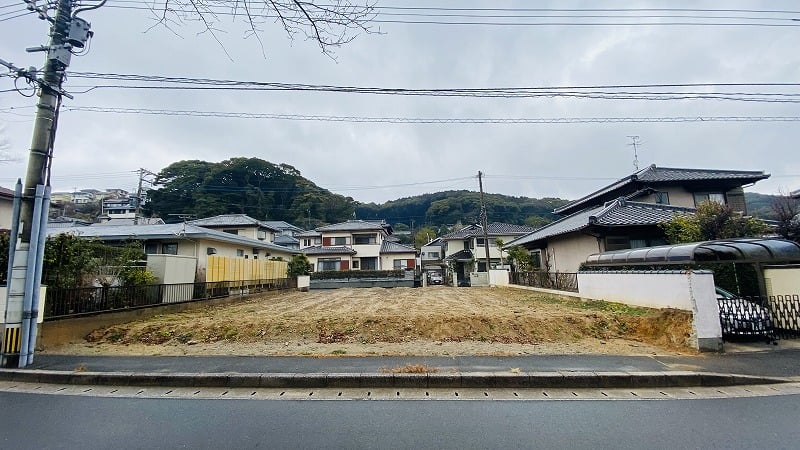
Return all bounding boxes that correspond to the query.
[584,238,800,267]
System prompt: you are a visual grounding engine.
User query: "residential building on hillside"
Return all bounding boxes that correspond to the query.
[299,220,417,272]
[0,186,14,231]
[47,223,296,281]
[102,197,138,218]
[506,165,770,273]
[189,214,279,242]
[263,220,305,249]
[439,222,536,285]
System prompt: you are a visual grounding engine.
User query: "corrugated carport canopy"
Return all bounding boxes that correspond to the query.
[584,238,800,267]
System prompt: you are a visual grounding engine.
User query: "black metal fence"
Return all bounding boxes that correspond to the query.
[718,294,800,341]
[44,278,291,320]
[510,271,579,293]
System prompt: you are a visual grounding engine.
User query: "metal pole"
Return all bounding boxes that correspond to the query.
[19,185,44,367]
[477,171,491,272]
[27,186,51,365]
[2,0,72,368]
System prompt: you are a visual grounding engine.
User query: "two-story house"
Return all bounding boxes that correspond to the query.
[189,214,279,243]
[439,222,536,285]
[299,220,417,272]
[505,165,770,273]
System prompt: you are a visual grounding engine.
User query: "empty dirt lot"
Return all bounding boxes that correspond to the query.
[47,286,696,357]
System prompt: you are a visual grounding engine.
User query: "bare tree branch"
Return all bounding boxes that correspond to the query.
[147,0,377,56]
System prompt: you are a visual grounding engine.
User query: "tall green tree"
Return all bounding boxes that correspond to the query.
[660,201,769,244]
[146,158,355,225]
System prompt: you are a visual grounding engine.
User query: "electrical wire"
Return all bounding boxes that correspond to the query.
[59,106,800,124]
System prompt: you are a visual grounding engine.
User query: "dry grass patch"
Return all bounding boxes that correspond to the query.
[72,287,694,356]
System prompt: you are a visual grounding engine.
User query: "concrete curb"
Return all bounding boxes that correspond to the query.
[0,369,789,389]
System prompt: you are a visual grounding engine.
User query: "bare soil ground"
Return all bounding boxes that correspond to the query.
[46,286,697,357]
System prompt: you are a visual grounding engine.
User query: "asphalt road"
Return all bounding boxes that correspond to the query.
[2,392,799,449]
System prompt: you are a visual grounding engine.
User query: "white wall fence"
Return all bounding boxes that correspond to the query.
[578,270,722,352]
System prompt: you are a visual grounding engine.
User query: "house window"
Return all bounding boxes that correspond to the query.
[352,260,360,269]
[477,262,487,272]
[318,258,341,272]
[145,242,158,254]
[303,239,312,247]
[353,233,377,245]
[427,251,440,259]
[393,259,407,269]
[530,251,542,270]
[476,238,486,247]
[361,257,378,270]
[236,249,244,257]
[257,230,267,240]
[332,237,348,246]
[655,192,670,205]
[630,239,648,249]
[694,192,725,206]
[605,236,630,251]
[162,243,178,255]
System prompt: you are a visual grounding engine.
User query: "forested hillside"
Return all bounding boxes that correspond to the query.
[145,158,356,226]
[356,191,566,231]
[145,158,568,230]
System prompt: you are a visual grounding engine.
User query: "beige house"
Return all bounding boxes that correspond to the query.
[46,223,296,281]
[298,220,417,272]
[0,186,13,231]
[506,165,770,273]
[439,222,536,285]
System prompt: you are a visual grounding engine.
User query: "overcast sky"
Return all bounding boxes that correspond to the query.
[1,0,799,207]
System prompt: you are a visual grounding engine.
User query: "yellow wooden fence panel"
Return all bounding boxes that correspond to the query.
[206,256,288,282]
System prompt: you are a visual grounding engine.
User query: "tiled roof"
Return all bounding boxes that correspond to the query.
[444,249,474,261]
[315,220,390,233]
[506,199,694,247]
[300,245,357,255]
[440,222,535,240]
[554,165,769,215]
[380,240,417,254]
[273,235,299,245]
[296,230,322,238]
[263,221,305,233]
[0,186,14,198]
[189,214,278,231]
[91,218,166,226]
[47,223,296,254]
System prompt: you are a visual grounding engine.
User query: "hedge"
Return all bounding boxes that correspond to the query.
[310,270,405,280]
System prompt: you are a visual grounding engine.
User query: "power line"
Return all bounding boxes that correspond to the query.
[59,106,800,124]
[60,73,800,103]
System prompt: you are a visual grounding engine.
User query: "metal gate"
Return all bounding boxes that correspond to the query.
[718,293,800,341]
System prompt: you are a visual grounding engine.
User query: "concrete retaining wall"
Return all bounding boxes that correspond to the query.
[310,279,414,289]
[578,270,722,352]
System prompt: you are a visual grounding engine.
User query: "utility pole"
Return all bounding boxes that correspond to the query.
[2,0,94,368]
[133,168,155,224]
[477,171,490,272]
[627,135,642,171]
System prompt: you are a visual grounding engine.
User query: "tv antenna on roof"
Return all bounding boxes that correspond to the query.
[627,135,642,170]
